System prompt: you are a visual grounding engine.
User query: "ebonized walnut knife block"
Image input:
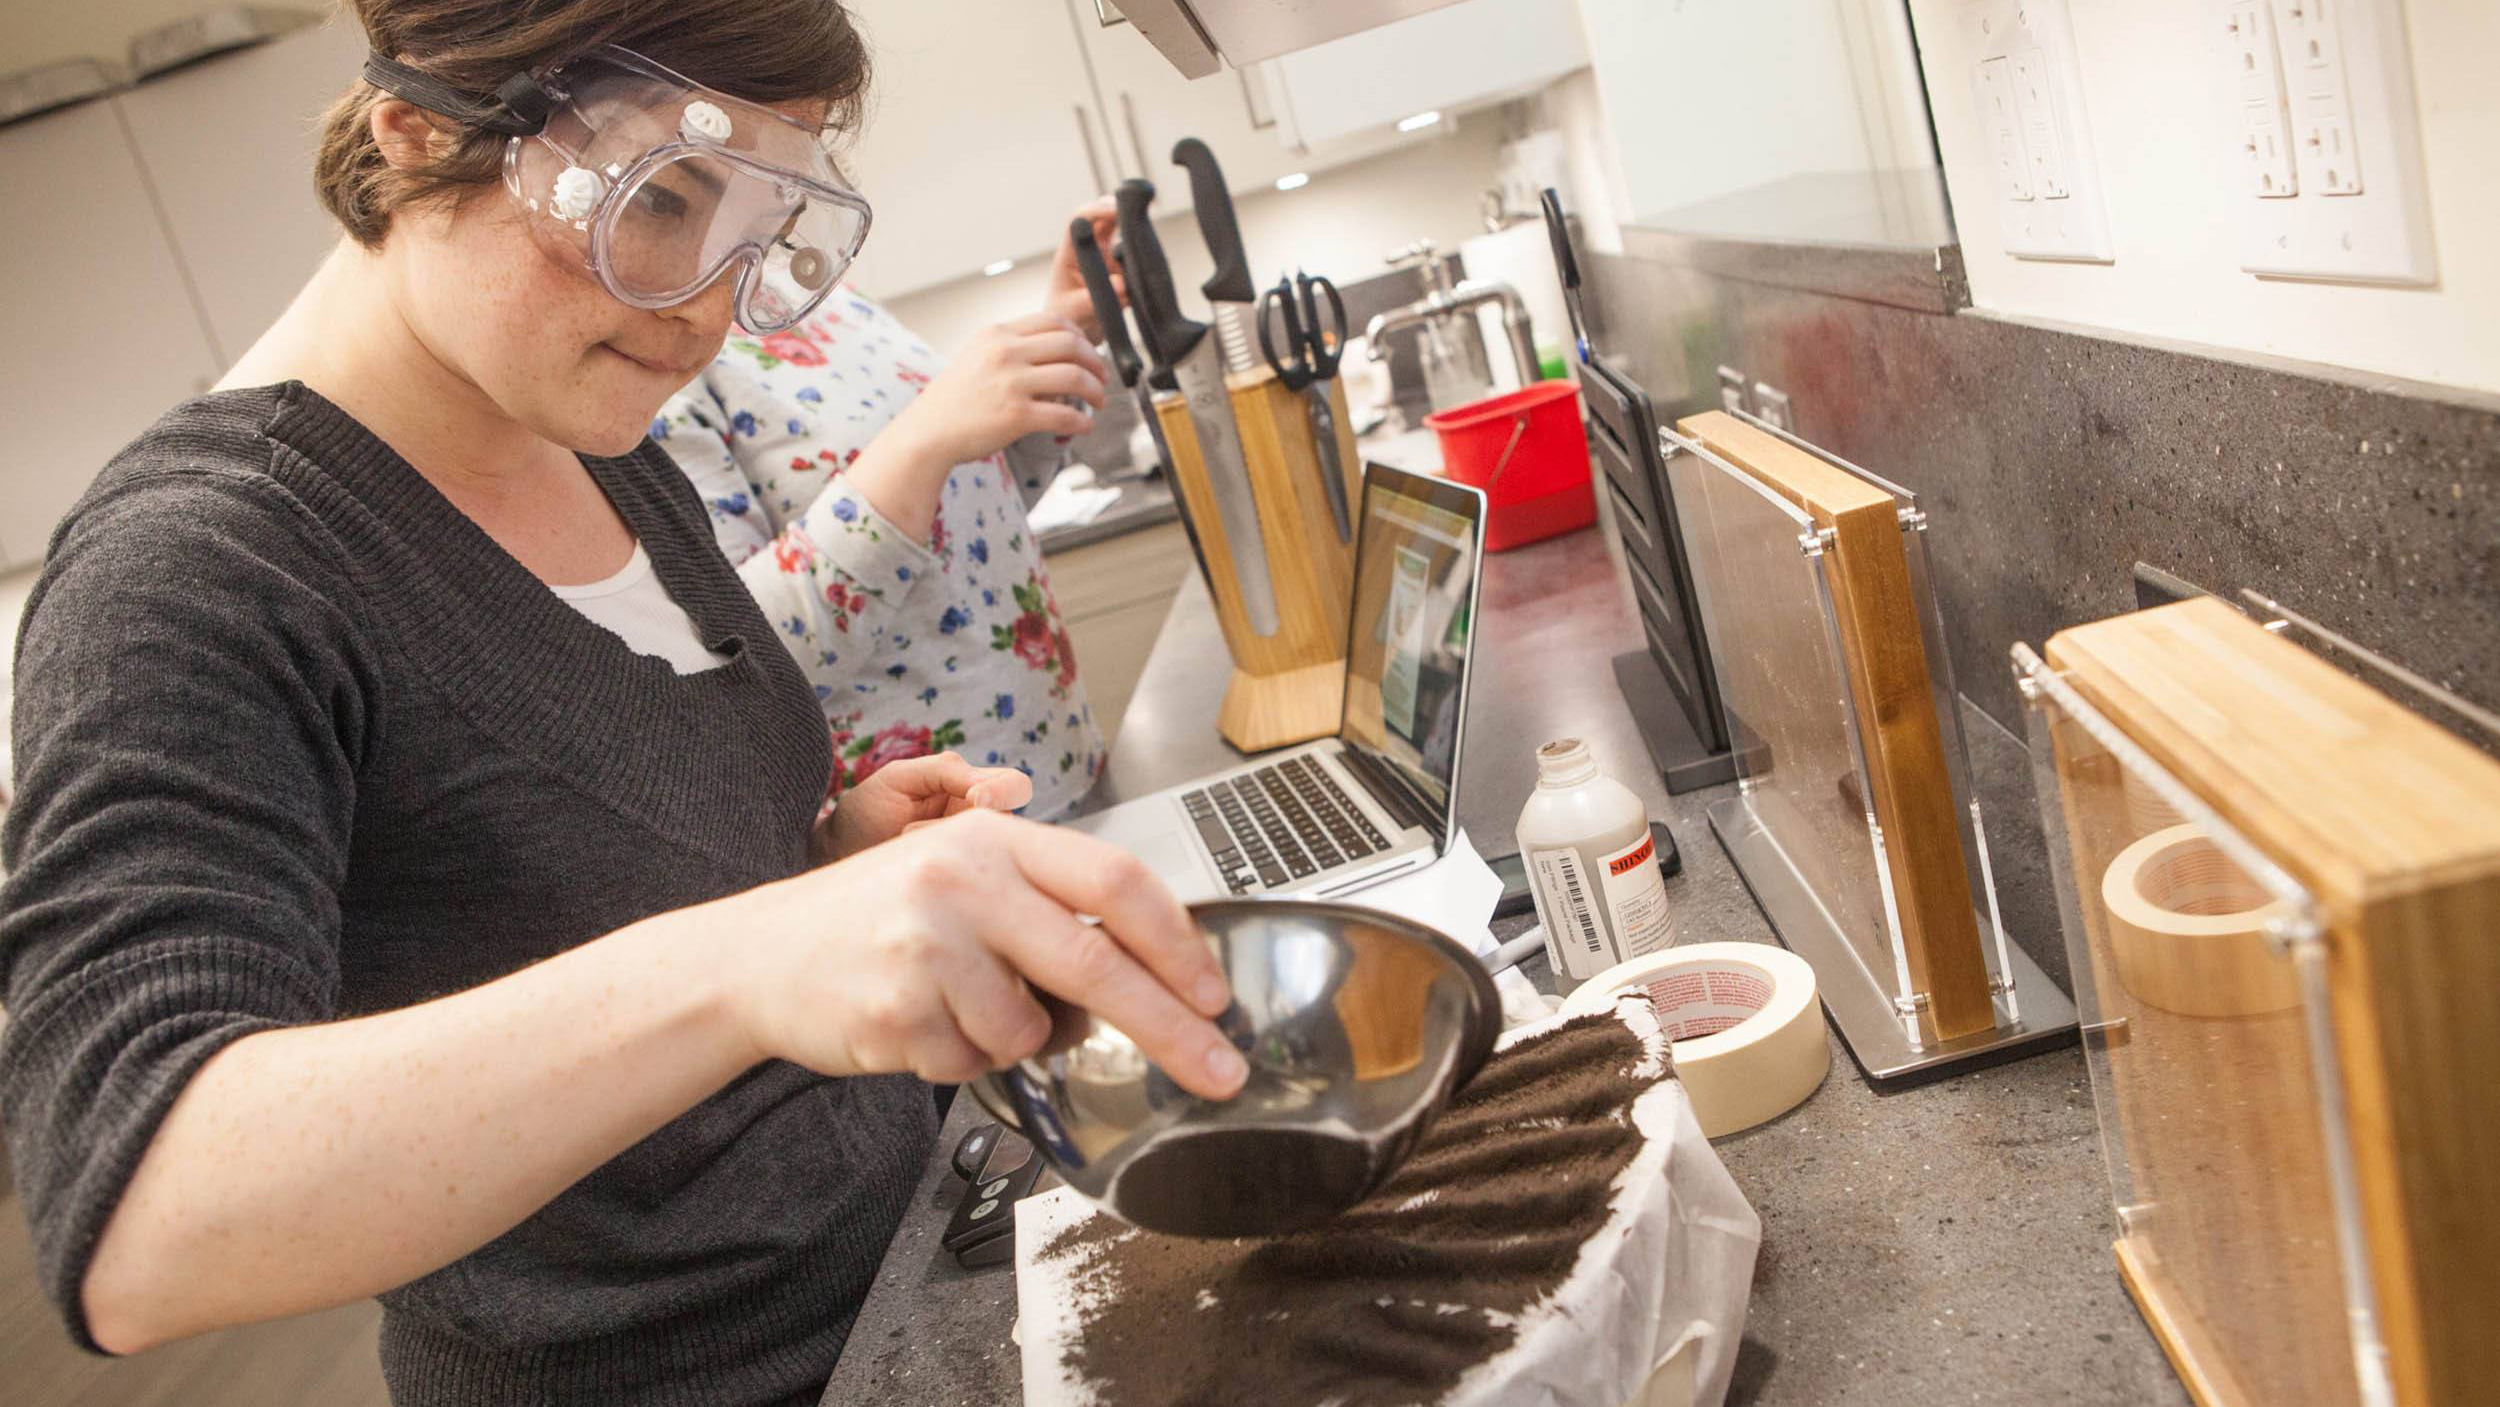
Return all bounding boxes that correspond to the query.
[1152,364,1363,753]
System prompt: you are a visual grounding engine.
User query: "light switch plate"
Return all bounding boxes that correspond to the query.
[2205,0,2435,284]
[1964,0,2113,263]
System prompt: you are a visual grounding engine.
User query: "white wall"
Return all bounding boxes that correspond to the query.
[1537,68,1632,255]
[1575,0,1937,222]
[1,0,229,72]
[886,118,1509,354]
[1909,0,2500,396]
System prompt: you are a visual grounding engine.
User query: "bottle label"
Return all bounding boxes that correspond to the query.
[1597,831,1674,959]
[1528,846,1613,980]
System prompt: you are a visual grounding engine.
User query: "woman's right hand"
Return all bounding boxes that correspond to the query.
[716,807,1247,1099]
[885,312,1108,473]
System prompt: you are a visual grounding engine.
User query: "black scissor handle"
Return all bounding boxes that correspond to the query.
[1258,276,1316,390]
[1295,273,1346,380]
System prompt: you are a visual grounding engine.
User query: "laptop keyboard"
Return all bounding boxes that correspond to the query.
[1182,755,1392,895]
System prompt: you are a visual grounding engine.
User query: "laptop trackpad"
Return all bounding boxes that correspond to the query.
[1127,829,1209,892]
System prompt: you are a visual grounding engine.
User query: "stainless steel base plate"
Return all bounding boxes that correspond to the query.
[1708,794,2078,1084]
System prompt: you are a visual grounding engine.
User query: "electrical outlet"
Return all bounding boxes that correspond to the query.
[1716,366,1749,415]
[1753,383,1795,432]
[1966,1,2112,262]
[2207,0,2434,283]
[1976,57,2033,202]
[2225,3,2299,196]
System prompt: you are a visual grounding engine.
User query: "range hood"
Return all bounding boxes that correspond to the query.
[1103,0,1471,78]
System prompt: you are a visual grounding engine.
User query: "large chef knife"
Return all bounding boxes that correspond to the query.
[1070,211,1213,588]
[1117,177,1280,636]
[1172,137,1261,377]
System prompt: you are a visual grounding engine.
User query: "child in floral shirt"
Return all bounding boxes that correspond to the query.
[653,211,1121,820]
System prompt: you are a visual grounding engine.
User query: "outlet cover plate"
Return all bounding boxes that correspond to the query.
[1965,0,2114,263]
[2206,0,2436,284]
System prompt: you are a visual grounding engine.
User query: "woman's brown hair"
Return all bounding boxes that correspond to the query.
[315,0,869,246]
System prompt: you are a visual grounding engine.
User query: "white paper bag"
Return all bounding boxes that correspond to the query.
[1014,1004,1762,1407]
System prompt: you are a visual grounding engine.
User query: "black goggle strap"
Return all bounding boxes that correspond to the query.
[362,52,557,137]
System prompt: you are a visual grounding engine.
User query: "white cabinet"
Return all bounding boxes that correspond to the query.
[1067,2,1299,204]
[1271,0,1587,148]
[116,19,363,362]
[838,0,1111,300]
[0,99,224,568]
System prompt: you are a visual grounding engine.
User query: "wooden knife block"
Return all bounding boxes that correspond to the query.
[2036,597,2500,1407]
[1677,410,1997,1041]
[1153,365,1362,753]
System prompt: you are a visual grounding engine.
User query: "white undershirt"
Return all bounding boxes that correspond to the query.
[549,544,733,674]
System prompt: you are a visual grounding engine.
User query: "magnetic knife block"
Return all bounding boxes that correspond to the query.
[1153,364,1362,753]
[2020,598,2500,1407]
[1677,410,1999,1042]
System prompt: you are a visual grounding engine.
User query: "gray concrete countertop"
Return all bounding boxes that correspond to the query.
[823,521,2189,1407]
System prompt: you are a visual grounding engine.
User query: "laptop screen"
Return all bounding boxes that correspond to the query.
[1338,464,1486,848]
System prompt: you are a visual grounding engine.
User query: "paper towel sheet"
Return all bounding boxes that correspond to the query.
[1342,829,1550,1026]
[1013,1002,1764,1407]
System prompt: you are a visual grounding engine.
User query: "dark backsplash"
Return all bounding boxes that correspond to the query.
[1580,245,2500,987]
[1581,249,2500,737]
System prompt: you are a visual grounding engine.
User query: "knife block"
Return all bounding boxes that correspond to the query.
[1152,365,1361,753]
[2018,598,2500,1407]
[1675,411,1998,1041]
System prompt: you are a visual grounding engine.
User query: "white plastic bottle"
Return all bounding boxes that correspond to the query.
[1517,738,1674,988]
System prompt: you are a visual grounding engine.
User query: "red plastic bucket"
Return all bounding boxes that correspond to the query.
[1424,380,1594,551]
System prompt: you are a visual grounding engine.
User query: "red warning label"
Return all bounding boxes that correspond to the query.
[1607,835,1654,877]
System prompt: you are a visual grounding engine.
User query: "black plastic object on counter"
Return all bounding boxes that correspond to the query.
[941,1121,1050,1269]
[1540,188,1735,794]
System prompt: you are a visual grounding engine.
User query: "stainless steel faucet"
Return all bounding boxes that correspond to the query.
[1362,240,1539,389]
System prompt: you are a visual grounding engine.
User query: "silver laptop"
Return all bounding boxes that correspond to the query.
[1067,462,1487,904]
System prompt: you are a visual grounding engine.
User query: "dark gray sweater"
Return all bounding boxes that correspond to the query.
[0,383,937,1405]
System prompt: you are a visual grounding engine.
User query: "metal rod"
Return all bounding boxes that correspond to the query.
[1073,105,1107,194]
[2240,588,2500,741]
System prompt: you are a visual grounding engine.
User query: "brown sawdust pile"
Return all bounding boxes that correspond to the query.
[1035,1012,1661,1407]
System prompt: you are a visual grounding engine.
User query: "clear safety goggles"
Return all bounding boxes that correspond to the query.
[485,46,871,333]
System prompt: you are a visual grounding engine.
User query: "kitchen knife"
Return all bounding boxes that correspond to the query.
[1070,213,1214,586]
[1118,177,1281,636]
[1173,136,1261,377]
[1540,187,1592,365]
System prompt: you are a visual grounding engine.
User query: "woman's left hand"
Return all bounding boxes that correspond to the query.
[815,751,1035,862]
[1041,195,1122,341]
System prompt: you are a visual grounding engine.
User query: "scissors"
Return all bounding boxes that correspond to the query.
[1257,269,1354,543]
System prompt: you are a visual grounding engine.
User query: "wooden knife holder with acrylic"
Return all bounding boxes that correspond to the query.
[1152,363,1363,753]
[1673,411,2003,1043]
[2015,597,2500,1407]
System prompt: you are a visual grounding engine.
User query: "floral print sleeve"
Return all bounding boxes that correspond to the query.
[649,290,1106,820]
[649,382,774,566]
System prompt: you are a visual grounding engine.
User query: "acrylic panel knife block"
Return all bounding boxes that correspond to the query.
[1663,411,2073,1079]
[1152,365,1361,753]
[2015,598,2500,1407]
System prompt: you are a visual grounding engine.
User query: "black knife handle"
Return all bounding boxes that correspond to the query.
[1071,219,1141,391]
[1116,177,1207,369]
[1539,187,1580,292]
[1172,137,1253,305]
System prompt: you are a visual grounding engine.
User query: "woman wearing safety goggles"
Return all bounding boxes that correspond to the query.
[0,3,1237,1405]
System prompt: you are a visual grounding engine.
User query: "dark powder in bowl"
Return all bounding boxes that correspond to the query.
[1111,1126,1379,1237]
[1035,1012,1661,1407]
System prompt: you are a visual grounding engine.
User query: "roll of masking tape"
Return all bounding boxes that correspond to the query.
[1558,943,1827,1138]
[2101,823,2299,1017]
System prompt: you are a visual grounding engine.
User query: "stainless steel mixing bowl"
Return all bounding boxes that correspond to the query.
[969,898,1502,1238]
